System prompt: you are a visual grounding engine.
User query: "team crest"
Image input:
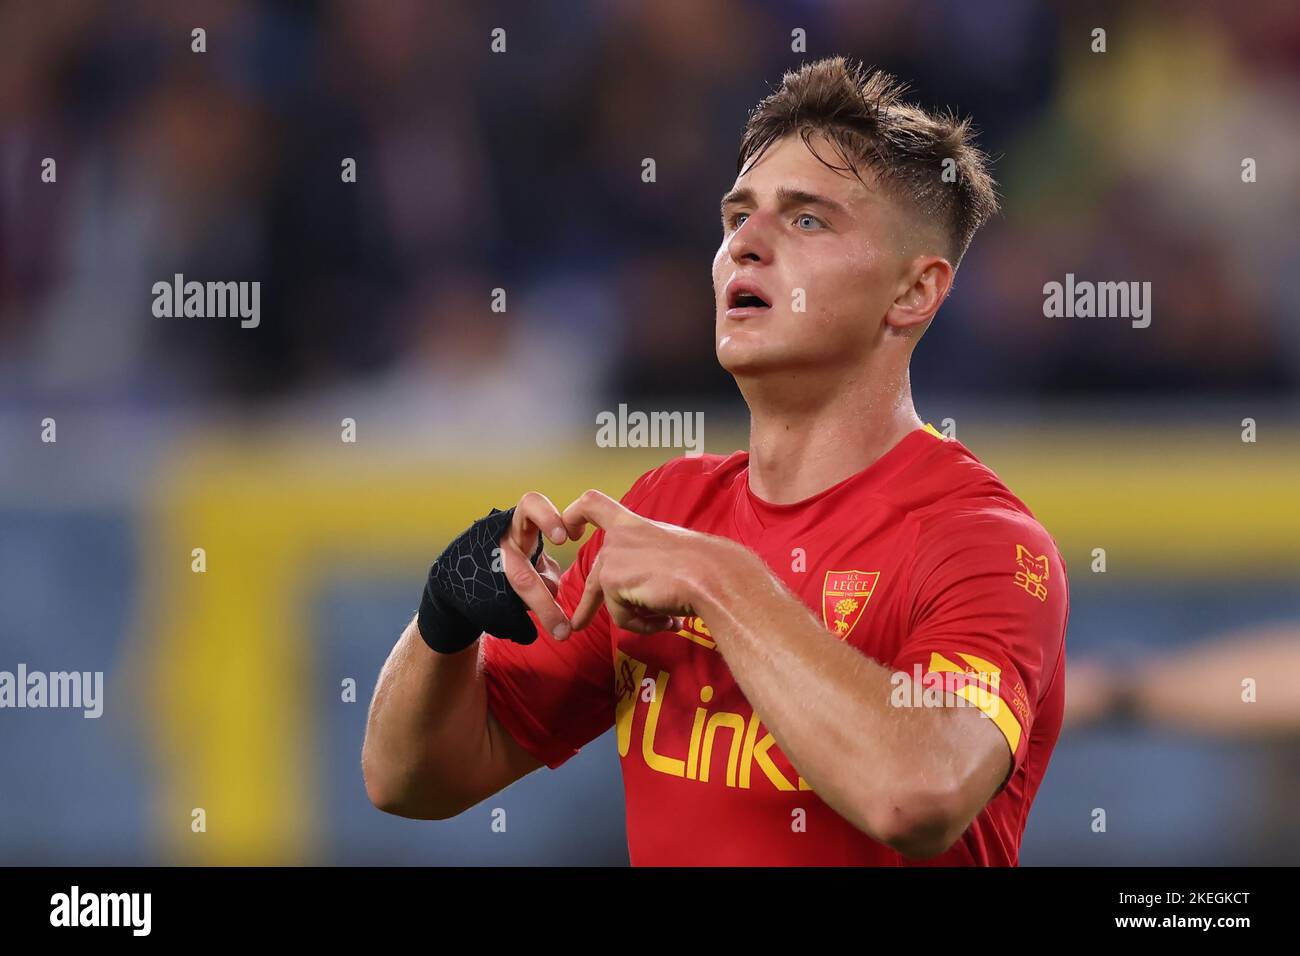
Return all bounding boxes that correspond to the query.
[821,570,880,640]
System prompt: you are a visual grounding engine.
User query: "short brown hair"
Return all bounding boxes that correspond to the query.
[737,56,999,265]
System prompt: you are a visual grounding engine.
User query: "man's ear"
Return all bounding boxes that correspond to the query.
[885,255,954,331]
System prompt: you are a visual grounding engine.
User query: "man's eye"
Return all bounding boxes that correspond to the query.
[795,214,824,230]
[729,212,750,229]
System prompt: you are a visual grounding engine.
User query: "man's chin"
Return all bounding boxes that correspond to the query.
[716,340,788,377]
[717,337,838,383]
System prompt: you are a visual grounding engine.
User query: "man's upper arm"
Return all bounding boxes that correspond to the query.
[892,509,1068,791]
[482,704,544,785]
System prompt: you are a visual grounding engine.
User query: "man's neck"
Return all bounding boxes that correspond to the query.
[742,366,922,505]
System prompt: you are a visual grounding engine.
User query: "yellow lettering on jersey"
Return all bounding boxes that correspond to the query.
[619,664,814,792]
[614,651,648,758]
[687,706,707,780]
[700,711,745,786]
[739,711,794,791]
[641,669,685,777]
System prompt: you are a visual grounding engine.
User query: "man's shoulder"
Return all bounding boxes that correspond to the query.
[900,436,1060,558]
[899,437,1070,644]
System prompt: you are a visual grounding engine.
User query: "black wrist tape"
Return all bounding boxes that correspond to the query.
[417,507,544,654]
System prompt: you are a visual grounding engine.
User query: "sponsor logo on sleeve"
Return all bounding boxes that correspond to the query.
[1014,545,1049,601]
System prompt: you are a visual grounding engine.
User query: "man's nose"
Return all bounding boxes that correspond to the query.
[726,212,774,265]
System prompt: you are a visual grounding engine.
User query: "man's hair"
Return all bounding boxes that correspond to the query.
[737,56,999,265]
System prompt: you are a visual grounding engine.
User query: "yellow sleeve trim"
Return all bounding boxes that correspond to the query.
[927,651,1023,754]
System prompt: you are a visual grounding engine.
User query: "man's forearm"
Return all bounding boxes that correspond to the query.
[364,495,572,819]
[690,543,992,855]
[362,615,487,818]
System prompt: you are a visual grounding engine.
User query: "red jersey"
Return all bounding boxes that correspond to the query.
[481,424,1069,865]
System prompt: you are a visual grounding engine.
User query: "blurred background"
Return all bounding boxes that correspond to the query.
[1,0,1298,865]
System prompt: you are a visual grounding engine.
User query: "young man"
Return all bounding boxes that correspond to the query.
[363,56,1068,865]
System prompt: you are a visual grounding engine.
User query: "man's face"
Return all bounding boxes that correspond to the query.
[712,132,910,377]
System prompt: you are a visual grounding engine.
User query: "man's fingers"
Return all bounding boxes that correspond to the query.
[537,552,562,599]
[605,597,675,635]
[619,613,677,635]
[501,538,571,640]
[570,555,605,631]
[562,489,637,540]
[513,492,568,552]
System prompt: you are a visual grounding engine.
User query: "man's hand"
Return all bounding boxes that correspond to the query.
[562,489,735,635]
[498,492,573,640]
[415,491,580,654]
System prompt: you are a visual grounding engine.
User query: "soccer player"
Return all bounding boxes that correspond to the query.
[363,56,1068,865]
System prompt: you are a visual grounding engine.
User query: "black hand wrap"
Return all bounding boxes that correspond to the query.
[417,507,545,654]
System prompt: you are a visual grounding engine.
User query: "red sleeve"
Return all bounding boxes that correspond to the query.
[893,508,1068,780]
[481,530,614,768]
[480,475,656,769]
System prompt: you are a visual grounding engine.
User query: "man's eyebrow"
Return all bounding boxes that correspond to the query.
[719,185,849,218]
[720,187,755,216]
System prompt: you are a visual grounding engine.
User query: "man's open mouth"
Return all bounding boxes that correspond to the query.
[732,292,770,309]
[726,279,773,312]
